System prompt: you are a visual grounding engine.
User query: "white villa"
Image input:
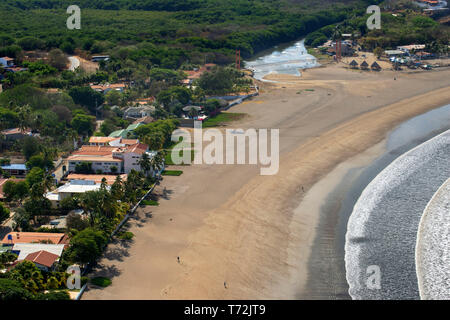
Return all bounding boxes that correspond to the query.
[67,142,155,174]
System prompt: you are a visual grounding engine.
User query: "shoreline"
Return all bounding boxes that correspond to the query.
[301,104,450,299]
[83,65,450,300]
[345,129,450,299]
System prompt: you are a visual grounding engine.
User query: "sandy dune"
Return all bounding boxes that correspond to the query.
[83,65,450,300]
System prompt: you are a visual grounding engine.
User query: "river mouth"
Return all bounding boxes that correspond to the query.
[245,39,318,81]
[301,103,450,300]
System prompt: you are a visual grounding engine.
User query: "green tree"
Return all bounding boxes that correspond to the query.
[0,201,11,224]
[48,49,68,71]
[138,152,152,176]
[71,114,95,136]
[66,212,89,231]
[45,276,60,290]
[105,90,122,106]
[68,87,105,114]
[26,167,45,188]
[26,154,53,170]
[0,278,33,301]
[35,290,71,300]
[66,228,108,265]
[373,47,384,59]
[21,136,40,160]
[12,207,32,231]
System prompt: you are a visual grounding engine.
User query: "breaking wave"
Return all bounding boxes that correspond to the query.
[345,130,450,299]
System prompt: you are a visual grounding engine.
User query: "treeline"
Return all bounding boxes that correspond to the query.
[4,0,204,11]
[0,0,372,63]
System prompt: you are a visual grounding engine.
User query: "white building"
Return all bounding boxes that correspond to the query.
[12,243,65,261]
[67,143,156,174]
[0,57,14,68]
[123,106,155,119]
[45,180,109,207]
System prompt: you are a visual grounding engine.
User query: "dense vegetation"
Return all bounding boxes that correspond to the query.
[305,0,449,51]
[0,0,369,62]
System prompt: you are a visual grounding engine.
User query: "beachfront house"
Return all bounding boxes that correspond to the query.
[67,146,124,174]
[67,142,159,175]
[12,243,65,260]
[89,136,122,146]
[45,179,109,207]
[1,232,69,246]
[24,250,60,271]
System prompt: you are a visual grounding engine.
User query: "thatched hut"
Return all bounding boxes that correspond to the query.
[349,60,359,69]
[360,61,369,70]
[371,61,382,71]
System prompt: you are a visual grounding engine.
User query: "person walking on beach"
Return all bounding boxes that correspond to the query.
[224,281,227,289]
[177,256,180,264]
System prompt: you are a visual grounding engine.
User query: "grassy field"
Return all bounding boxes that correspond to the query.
[307,47,333,63]
[202,112,247,128]
[162,170,183,176]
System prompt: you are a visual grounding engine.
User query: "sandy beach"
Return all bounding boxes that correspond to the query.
[83,64,450,300]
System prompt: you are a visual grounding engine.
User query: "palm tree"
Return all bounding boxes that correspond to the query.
[150,151,165,178]
[42,174,55,193]
[16,104,32,132]
[138,152,152,177]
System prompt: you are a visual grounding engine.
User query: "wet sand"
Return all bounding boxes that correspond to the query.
[83,65,450,300]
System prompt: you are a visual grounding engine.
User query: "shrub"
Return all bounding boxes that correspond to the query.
[90,277,112,287]
[141,200,159,206]
[118,231,134,240]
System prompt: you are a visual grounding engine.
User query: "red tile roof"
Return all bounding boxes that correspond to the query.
[121,139,139,145]
[25,250,59,268]
[2,232,67,245]
[126,143,148,154]
[1,128,32,135]
[133,116,155,125]
[89,136,120,144]
[67,173,127,185]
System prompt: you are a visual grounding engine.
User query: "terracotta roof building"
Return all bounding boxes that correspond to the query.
[67,173,127,185]
[24,250,59,271]
[2,232,68,245]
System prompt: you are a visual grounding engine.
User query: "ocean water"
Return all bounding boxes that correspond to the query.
[245,40,318,80]
[416,178,450,300]
[345,129,450,299]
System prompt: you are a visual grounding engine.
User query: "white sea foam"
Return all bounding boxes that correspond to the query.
[416,178,450,300]
[345,130,450,299]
